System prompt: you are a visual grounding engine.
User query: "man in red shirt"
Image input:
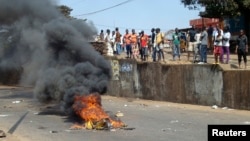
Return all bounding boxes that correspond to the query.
[123,29,132,58]
[140,30,149,61]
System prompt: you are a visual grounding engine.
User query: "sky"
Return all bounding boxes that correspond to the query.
[57,0,202,34]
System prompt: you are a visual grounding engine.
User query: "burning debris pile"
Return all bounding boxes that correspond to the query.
[72,93,126,130]
[0,0,125,130]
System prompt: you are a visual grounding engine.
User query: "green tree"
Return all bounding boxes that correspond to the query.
[181,0,250,18]
[181,0,250,37]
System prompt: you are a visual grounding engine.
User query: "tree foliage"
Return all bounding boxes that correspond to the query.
[181,0,250,18]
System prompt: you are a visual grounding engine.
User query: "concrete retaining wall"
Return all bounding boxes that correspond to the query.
[0,58,249,110]
[108,59,250,110]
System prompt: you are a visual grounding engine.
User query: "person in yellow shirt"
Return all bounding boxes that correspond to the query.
[155,28,165,61]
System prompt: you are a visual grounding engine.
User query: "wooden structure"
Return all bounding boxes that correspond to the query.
[190,18,220,28]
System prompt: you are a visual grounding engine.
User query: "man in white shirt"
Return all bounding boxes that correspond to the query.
[221,26,231,64]
[111,30,116,54]
[104,29,113,56]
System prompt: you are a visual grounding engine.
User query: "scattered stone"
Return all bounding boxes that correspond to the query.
[212,105,218,109]
[155,105,160,108]
[162,128,171,132]
[121,127,135,130]
[38,126,46,129]
[139,103,148,107]
[110,129,116,132]
[0,130,6,138]
[0,115,8,117]
[170,120,179,123]
[12,100,21,104]
[49,130,58,133]
[222,107,228,110]
[115,111,124,117]
[243,121,250,124]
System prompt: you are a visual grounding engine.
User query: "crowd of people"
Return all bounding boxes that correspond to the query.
[197,24,248,69]
[98,25,248,69]
[99,27,165,62]
[175,24,249,69]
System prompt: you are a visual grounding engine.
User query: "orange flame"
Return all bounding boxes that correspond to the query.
[72,93,125,129]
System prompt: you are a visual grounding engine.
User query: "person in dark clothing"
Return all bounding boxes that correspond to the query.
[151,28,157,61]
[235,29,248,69]
[99,29,104,41]
[207,25,214,52]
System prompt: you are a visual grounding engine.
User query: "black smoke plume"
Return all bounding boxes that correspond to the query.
[0,0,112,114]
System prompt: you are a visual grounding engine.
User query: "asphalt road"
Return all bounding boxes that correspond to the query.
[1,86,250,141]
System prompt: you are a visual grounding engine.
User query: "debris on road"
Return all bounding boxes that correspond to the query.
[243,121,250,124]
[120,127,135,130]
[0,114,8,117]
[222,107,228,110]
[115,111,124,117]
[211,105,218,109]
[12,100,23,104]
[0,130,6,138]
[49,131,58,133]
[170,120,179,123]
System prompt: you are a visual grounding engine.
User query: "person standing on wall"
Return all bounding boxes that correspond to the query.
[137,31,142,59]
[155,28,165,61]
[123,29,132,58]
[198,26,208,64]
[212,24,224,63]
[99,29,104,41]
[115,27,122,55]
[131,29,139,59]
[104,29,113,56]
[149,28,155,57]
[140,30,149,61]
[221,26,231,64]
[214,29,223,64]
[151,28,157,61]
[187,25,197,61]
[111,30,116,54]
[172,28,181,61]
[207,25,214,53]
[235,29,248,69]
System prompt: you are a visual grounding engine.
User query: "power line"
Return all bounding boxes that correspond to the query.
[74,0,134,16]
